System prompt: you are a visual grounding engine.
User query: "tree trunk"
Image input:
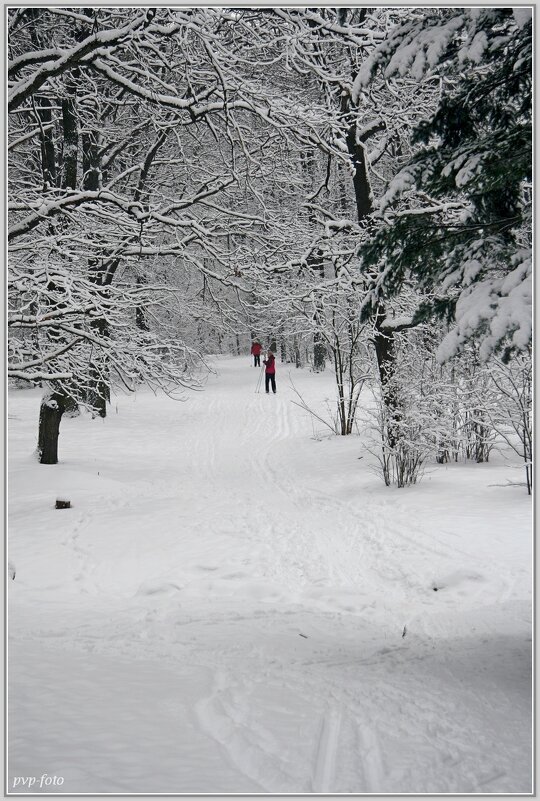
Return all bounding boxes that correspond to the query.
[302,148,327,371]
[313,334,326,372]
[346,126,372,219]
[343,95,400,444]
[135,276,150,331]
[37,390,66,464]
[82,129,100,191]
[80,120,111,417]
[61,92,78,189]
[36,95,57,190]
[294,337,302,368]
[373,306,401,448]
[86,313,110,417]
[310,247,326,372]
[86,362,109,418]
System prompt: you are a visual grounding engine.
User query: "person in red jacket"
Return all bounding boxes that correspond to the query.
[263,350,276,394]
[251,340,262,367]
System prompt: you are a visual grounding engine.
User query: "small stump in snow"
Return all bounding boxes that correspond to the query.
[55,498,71,510]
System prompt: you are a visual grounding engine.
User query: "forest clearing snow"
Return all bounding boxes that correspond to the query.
[8,356,532,794]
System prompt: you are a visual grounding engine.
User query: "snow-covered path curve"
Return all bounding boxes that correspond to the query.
[8,357,532,793]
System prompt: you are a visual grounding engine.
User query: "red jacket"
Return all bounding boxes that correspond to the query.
[264,353,275,374]
[251,343,262,356]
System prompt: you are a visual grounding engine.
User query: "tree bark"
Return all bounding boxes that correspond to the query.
[37,390,66,464]
[309,241,326,371]
[82,130,100,191]
[35,95,57,190]
[81,114,110,417]
[343,94,400,443]
[313,334,326,372]
[86,316,110,418]
[346,126,372,219]
[61,91,78,189]
[135,275,150,331]
[302,148,327,371]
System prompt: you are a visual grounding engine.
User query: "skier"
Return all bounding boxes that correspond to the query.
[263,349,276,394]
[251,339,262,367]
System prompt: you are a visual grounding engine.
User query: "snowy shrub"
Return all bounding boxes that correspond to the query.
[365,377,434,488]
[483,353,533,494]
[372,417,430,488]
[362,322,524,488]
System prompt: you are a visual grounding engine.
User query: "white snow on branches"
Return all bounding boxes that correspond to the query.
[437,249,532,362]
[441,153,484,188]
[353,15,466,100]
[378,168,417,211]
[458,31,489,64]
[462,259,483,286]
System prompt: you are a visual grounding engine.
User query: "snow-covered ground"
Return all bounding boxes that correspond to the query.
[8,356,532,794]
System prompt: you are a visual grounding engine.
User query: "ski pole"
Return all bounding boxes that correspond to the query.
[256,366,263,393]
[255,365,264,393]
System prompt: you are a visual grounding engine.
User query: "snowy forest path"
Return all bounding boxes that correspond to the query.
[8,356,532,793]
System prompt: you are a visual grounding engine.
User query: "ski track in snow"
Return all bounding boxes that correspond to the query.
[8,357,532,794]
[311,704,343,793]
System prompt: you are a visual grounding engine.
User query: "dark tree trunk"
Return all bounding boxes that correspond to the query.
[346,126,372,219]
[301,149,327,371]
[373,307,401,448]
[135,275,150,331]
[309,247,326,372]
[86,315,110,418]
[294,337,302,368]
[36,95,57,190]
[80,121,111,417]
[343,97,400,439]
[33,92,76,435]
[81,126,166,414]
[86,363,109,418]
[82,273,110,416]
[61,92,78,189]
[37,390,66,464]
[82,129,101,191]
[313,334,326,372]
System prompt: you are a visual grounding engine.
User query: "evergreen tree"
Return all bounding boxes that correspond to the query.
[357,8,532,362]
